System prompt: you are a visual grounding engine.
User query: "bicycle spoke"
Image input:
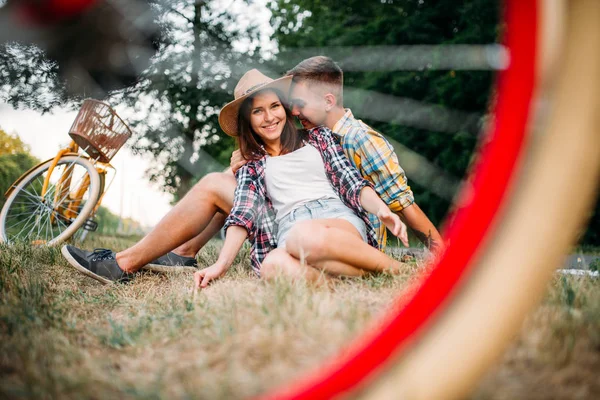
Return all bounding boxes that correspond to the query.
[15,187,43,204]
[43,210,53,242]
[52,215,69,240]
[5,209,37,220]
[8,198,41,209]
[13,205,43,239]
[33,210,45,240]
[54,170,90,208]
[4,217,29,233]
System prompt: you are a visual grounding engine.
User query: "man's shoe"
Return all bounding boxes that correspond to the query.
[143,252,198,273]
[61,245,133,284]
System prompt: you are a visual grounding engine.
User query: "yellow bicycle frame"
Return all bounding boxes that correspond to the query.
[26,140,110,226]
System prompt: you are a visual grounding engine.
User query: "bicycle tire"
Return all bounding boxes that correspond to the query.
[72,172,105,243]
[0,155,101,246]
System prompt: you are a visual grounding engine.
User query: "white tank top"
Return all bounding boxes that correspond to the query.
[265,144,339,222]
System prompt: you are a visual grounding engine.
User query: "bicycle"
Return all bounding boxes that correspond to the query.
[0,99,132,246]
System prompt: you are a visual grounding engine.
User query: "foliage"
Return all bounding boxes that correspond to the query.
[0,127,31,156]
[113,0,263,200]
[0,1,262,201]
[0,43,73,113]
[94,206,121,235]
[580,200,600,246]
[0,128,39,208]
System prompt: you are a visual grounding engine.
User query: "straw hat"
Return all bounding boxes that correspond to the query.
[219,69,292,137]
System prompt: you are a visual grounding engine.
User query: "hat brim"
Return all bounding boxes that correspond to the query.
[219,75,293,137]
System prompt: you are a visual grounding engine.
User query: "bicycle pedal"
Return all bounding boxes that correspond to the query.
[83,219,98,231]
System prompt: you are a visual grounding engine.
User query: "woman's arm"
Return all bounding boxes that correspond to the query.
[194,163,262,289]
[360,186,409,246]
[194,226,247,288]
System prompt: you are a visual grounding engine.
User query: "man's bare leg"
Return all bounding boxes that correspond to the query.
[116,172,235,273]
[171,213,226,258]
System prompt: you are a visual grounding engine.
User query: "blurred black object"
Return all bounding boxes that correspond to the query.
[0,0,160,97]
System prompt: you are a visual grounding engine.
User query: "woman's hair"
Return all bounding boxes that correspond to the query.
[237,88,306,160]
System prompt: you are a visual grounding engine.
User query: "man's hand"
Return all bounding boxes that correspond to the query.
[230,150,248,174]
[194,262,227,289]
[377,207,409,247]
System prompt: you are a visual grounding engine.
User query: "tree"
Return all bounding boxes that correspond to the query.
[0,127,32,156]
[113,0,263,200]
[1,0,263,201]
[0,43,71,113]
[0,0,159,106]
[0,128,39,208]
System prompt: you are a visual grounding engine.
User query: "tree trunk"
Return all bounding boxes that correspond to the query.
[175,1,204,200]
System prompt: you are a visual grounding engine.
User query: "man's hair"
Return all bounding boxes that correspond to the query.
[287,56,344,105]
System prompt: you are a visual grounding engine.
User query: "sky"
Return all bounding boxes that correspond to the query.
[0,102,173,227]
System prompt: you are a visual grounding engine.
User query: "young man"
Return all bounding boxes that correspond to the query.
[62,57,441,284]
[282,56,444,252]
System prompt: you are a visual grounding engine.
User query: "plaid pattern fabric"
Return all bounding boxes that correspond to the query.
[224,126,378,275]
[332,109,415,248]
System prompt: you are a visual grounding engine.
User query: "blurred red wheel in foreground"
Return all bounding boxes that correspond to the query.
[260,1,600,399]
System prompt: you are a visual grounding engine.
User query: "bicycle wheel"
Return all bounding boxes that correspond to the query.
[72,172,105,243]
[0,155,101,246]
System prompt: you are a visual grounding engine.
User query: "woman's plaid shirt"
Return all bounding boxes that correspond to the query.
[224,126,378,275]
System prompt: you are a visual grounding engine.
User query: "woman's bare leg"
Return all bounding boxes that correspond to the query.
[284,219,403,276]
[261,248,326,283]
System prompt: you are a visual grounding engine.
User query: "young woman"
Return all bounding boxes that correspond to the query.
[194,69,407,288]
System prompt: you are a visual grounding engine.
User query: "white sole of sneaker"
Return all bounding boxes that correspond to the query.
[61,246,114,285]
[142,264,198,273]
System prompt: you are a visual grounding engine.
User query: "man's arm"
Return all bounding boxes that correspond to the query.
[349,130,444,252]
[230,149,248,174]
[398,202,444,254]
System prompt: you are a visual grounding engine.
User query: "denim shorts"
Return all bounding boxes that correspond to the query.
[276,198,368,249]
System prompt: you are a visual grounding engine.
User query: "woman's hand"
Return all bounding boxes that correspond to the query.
[377,207,409,247]
[194,226,248,290]
[359,187,409,247]
[194,262,228,289]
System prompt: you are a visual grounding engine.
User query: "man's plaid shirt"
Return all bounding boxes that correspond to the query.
[224,126,378,275]
[332,109,415,247]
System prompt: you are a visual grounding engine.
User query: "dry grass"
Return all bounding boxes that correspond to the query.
[0,238,598,399]
[0,237,421,399]
[472,275,600,400]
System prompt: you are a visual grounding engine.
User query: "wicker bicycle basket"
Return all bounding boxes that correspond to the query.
[68,99,133,163]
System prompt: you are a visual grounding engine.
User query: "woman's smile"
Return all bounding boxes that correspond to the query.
[250,90,287,143]
[262,121,280,132]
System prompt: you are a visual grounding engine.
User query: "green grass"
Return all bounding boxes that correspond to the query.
[0,238,598,399]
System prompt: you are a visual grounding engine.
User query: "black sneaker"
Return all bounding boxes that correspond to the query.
[61,245,133,284]
[143,252,198,273]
